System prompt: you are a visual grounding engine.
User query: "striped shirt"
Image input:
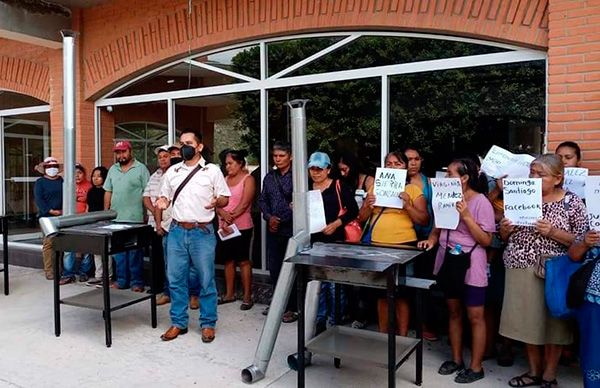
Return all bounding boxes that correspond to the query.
[143,168,164,229]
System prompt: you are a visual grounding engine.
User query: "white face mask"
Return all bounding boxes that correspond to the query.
[45,167,59,177]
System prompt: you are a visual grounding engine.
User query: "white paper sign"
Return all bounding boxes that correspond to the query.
[481,145,535,178]
[435,171,447,179]
[373,167,407,209]
[431,178,462,230]
[585,176,600,232]
[308,190,327,234]
[503,178,542,226]
[564,167,588,198]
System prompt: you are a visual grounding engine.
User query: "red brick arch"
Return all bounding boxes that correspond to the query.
[82,0,549,99]
[0,56,50,103]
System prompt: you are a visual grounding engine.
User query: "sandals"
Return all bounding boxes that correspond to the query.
[508,372,542,387]
[540,379,558,388]
[217,296,236,305]
[240,301,254,311]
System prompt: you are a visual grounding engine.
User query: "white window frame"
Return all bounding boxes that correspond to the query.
[94,31,548,274]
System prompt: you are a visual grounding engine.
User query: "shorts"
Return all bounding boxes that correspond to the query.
[216,228,253,263]
[464,285,486,307]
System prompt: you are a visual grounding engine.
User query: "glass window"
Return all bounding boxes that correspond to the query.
[267,79,381,174]
[175,92,262,267]
[3,111,51,234]
[289,36,509,77]
[389,60,546,174]
[267,36,346,77]
[195,45,261,79]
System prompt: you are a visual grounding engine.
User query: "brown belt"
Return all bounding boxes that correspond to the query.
[173,220,209,231]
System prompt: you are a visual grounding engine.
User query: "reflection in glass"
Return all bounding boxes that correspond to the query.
[113,63,244,98]
[389,60,545,174]
[115,122,168,168]
[194,45,260,79]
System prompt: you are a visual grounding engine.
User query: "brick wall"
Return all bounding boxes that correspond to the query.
[547,0,600,171]
[0,39,51,102]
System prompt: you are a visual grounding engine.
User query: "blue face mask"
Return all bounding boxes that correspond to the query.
[180,145,196,161]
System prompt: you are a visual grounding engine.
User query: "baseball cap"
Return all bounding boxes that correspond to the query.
[43,156,59,167]
[167,144,181,152]
[307,152,331,169]
[154,145,170,155]
[113,140,132,151]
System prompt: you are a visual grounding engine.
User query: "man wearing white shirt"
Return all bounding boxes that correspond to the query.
[157,129,230,343]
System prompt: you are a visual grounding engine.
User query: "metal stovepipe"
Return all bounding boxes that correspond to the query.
[61,30,77,216]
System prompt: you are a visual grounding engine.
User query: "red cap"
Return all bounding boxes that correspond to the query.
[113,140,132,151]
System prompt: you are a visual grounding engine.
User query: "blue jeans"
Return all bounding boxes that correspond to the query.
[62,253,93,279]
[162,235,200,297]
[113,249,144,288]
[167,224,217,329]
[576,301,600,388]
[317,282,346,326]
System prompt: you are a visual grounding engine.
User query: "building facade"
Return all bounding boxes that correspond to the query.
[0,0,598,271]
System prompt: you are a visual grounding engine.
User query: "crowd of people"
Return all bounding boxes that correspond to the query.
[33,136,599,387]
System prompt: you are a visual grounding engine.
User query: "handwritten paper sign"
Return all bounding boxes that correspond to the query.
[585,176,600,232]
[373,167,407,209]
[431,178,462,230]
[503,178,542,226]
[564,167,588,199]
[481,145,535,178]
[308,190,327,234]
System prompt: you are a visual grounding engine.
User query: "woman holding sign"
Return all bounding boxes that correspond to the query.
[418,158,495,384]
[358,151,430,337]
[499,154,588,388]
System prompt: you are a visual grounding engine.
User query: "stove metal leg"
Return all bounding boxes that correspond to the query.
[102,252,112,347]
[54,249,62,337]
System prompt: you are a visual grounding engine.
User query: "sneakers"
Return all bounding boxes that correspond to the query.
[156,294,171,305]
[86,277,103,286]
[351,320,366,329]
[455,368,484,384]
[438,360,465,375]
[78,274,89,282]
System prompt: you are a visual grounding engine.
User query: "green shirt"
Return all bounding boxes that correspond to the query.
[104,159,150,222]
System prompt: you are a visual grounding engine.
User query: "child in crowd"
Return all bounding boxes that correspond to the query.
[86,166,111,285]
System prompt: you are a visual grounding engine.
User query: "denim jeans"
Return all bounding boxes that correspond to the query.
[113,249,144,288]
[62,253,93,279]
[316,282,346,326]
[167,224,217,329]
[162,234,200,297]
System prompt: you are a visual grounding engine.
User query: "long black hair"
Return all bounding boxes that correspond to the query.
[450,157,488,194]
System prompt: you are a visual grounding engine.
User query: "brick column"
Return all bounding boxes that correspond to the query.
[547,0,600,172]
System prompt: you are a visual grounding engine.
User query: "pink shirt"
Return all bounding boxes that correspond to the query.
[221,174,253,230]
[433,193,495,287]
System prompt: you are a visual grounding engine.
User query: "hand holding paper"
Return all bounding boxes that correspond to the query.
[373,167,407,209]
[431,178,462,230]
[503,178,542,226]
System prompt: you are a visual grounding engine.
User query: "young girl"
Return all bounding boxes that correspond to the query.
[86,166,110,285]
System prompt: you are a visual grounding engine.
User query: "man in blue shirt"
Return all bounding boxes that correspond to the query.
[34,156,63,280]
[258,141,297,323]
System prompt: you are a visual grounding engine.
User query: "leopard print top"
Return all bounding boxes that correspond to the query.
[503,192,588,269]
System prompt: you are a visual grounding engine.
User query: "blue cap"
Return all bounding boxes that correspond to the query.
[307,152,331,169]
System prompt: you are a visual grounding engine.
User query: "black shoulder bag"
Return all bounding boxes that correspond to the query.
[567,251,600,308]
[436,229,476,298]
[172,164,203,205]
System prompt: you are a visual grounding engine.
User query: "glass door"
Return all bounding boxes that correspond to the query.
[3,113,50,234]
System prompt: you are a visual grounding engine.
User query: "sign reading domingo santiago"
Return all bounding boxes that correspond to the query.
[503,178,542,226]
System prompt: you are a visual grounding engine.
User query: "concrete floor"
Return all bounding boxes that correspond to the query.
[0,266,583,388]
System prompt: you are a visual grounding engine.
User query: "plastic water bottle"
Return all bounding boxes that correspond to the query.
[450,244,463,255]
